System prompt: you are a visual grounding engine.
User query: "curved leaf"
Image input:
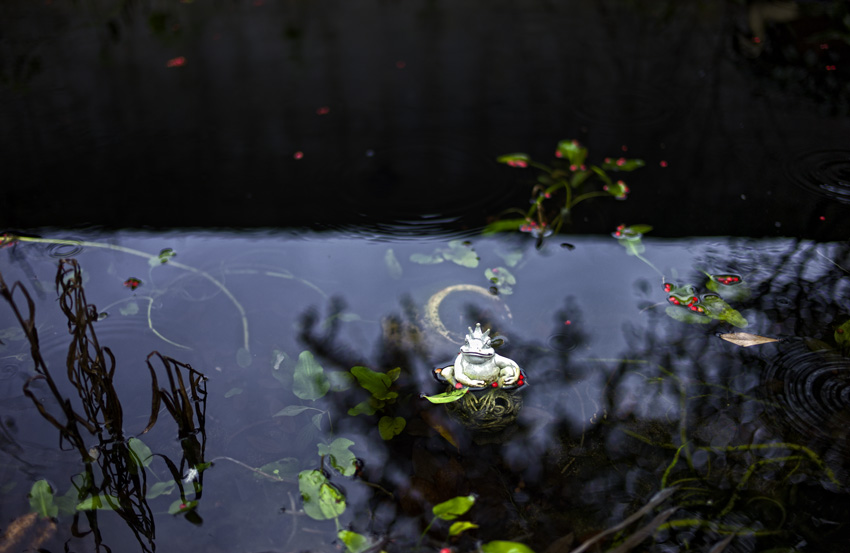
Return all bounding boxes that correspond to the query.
[293,351,330,400]
[433,494,475,520]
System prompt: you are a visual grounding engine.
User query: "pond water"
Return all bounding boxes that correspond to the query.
[3,0,850,552]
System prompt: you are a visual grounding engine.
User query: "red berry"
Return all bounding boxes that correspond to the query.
[492,382,498,387]
[455,383,463,389]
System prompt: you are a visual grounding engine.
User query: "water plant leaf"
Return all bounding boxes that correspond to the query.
[410,252,444,265]
[442,240,479,268]
[485,267,516,295]
[256,458,300,481]
[433,494,475,520]
[700,295,748,328]
[480,541,536,553]
[837,319,850,347]
[28,480,58,518]
[601,157,645,172]
[128,437,154,469]
[385,249,403,279]
[77,494,119,511]
[293,351,330,400]
[556,140,587,167]
[422,387,468,404]
[273,405,317,417]
[298,469,346,520]
[318,438,358,476]
[350,366,397,401]
[665,306,710,325]
[236,347,252,368]
[378,416,406,440]
[496,153,530,168]
[704,272,750,301]
[348,398,382,416]
[496,249,523,267]
[328,370,355,392]
[224,387,242,398]
[449,521,479,537]
[338,530,372,553]
[146,480,176,499]
[270,349,290,386]
[719,332,779,347]
[312,412,324,430]
[482,219,527,235]
[119,301,139,316]
[168,499,198,515]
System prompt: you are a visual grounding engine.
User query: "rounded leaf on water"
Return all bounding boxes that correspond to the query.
[338,530,371,553]
[29,480,58,518]
[433,494,475,520]
[378,416,406,440]
[480,540,537,553]
[449,520,479,537]
[317,438,358,477]
[298,469,346,520]
[293,351,330,400]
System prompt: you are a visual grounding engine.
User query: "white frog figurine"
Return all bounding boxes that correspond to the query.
[440,323,521,388]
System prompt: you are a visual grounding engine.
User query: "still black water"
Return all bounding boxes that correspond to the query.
[2,1,850,552]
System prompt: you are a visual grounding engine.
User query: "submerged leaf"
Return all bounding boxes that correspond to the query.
[298,469,346,520]
[835,319,850,348]
[119,301,139,316]
[665,306,711,325]
[256,458,300,481]
[318,438,358,476]
[384,249,403,279]
[410,252,444,265]
[77,494,119,511]
[236,347,252,368]
[29,480,58,518]
[293,351,330,400]
[719,332,779,347]
[378,416,406,440]
[433,494,475,520]
[442,240,479,268]
[128,437,154,469]
[273,405,318,417]
[350,366,397,401]
[146,480,176,499]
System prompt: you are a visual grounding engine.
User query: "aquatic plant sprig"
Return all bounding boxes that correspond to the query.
[487,140,644,241]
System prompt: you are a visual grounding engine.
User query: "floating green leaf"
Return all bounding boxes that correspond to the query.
[146,480,176,499]
[350,366,397,401]
[449,520,479,537]
[347,398,383,416]
[385,249,403,279]
[29,480,58,518]
[293,351,330,401]
[338,530,372,553]
[298,469,346,520]
[274,405,318,417]
[700,294,748,328]
[378,416,406,440]
[318,438,358,476]
[410,252,444,265]
[480,540,537,553]
[485,267,516,295]
[442,240,479,268]
[168,499,198,515]
[601,157,645,172]
[328,370,356,392]
[422,387,469,404]
[496,249,523,268]
[704,272,750,301]
[665,306,710,325]
[256,458,300,481]
[433,494,475,520]
[128,437,154,469]
[77,494,120,511]
[224,387,242,398]
[496,153,531,167]
[149,248,176,266]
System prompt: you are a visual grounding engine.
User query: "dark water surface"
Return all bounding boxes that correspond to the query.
[3,1,850,552]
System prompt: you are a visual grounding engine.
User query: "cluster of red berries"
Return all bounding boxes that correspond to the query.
[519,221,547,233]
[613,224,627,237]
[505,159,528,168]
[714,275,741,285]
[668,294,704,313]
[123,277,142,291]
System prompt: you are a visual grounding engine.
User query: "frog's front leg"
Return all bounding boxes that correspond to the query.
[455,370,486,388]
[496,355,520,384]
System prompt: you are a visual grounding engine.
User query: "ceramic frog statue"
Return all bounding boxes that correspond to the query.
[440,323,521,388]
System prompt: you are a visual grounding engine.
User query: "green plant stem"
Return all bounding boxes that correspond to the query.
[570,191,610,206]
[10,235,251,352]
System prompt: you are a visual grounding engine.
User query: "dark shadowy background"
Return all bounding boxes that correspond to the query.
[2,0,849,238]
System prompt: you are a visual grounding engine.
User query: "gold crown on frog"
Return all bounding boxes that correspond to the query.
[464,323,491,347]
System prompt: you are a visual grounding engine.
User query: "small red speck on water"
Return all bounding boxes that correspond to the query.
[820,44,829,50]
[179,503,187,510]
[820,216,826,221]
[293,151,304,160]
[455,383,463,389]
[316,106,330,115]
[621,145,628,151]
[660,160,668,167]
[396,61,406,69]
[440,548,451,553]
[752,36,761,44]
[564,320,571,325]
[166,56,186,68]
[826,65,837,71]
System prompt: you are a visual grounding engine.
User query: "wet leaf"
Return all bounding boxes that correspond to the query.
[378,416,406,440]
[298,469,346,520]
[168,499,198,515]
[410,252,444,264]
[318,438,358,476]
[312,412,324,430]
[293,351,330,400]
[224,387,242,398]
[442,240,479,268]
[328,370,355,392]
[601,157,645,172]
[700,294,748,328]
[119,301,139,316]
[480,541,536,553]
[236,347,252,368]
[385,248,402,279]
[422,387,469,404]
[665,306,711,325]
[485,267,516,295]
[338,530,372,553]
[496,153,531,168]
[29,480,58,518]
[704,272,750,301]
[556,140,587,167]
[146,480,176,499]
[128,437,154,469]
[482,218,526,235]
[77,494,119,511]
[835,319,850,347]
[273,405,317,417]
[348,398,382,416]
[719,332,779,347]
[350,366,397,401]
[433,494,475,520]
[256,458,300,481]
[449,521,479,537]
[496,249,523,267]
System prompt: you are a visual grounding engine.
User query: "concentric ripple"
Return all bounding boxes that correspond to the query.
[761,339,850,457]
[786,149,850,204]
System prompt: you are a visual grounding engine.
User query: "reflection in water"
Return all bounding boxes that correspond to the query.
[786,149,850,204]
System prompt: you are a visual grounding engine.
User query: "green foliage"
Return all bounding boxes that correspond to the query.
[29,480,58,518]
[338,530,373,553]
[146,480,176,499]
[449,520,479,536]
[318,438,358,477]
[480,540,537,553]
[378,416,406,440]
[298,469,346,520]
[350,366,399,401]
[485,266,516,295]
[836,319,850,348]
[293,351,330,400]
[433,494,476,520]
[700,294,748,328]
[704,271,751,302]
[77,494,120,511]
[127,437,154,469]
[491,140,645,240]
[422,387,469,404]
[410,240,479,268]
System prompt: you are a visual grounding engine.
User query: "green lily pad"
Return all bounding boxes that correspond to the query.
[378,416,406,440]
[293,351,330,401]
[442,240,479,268]
[410,252,444,264]
[485,267,516,295]
[700,294,749,328]
[338,530,372,553]
[298,470,346,520]
[318,438,358,477]
[29,480,58,518]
